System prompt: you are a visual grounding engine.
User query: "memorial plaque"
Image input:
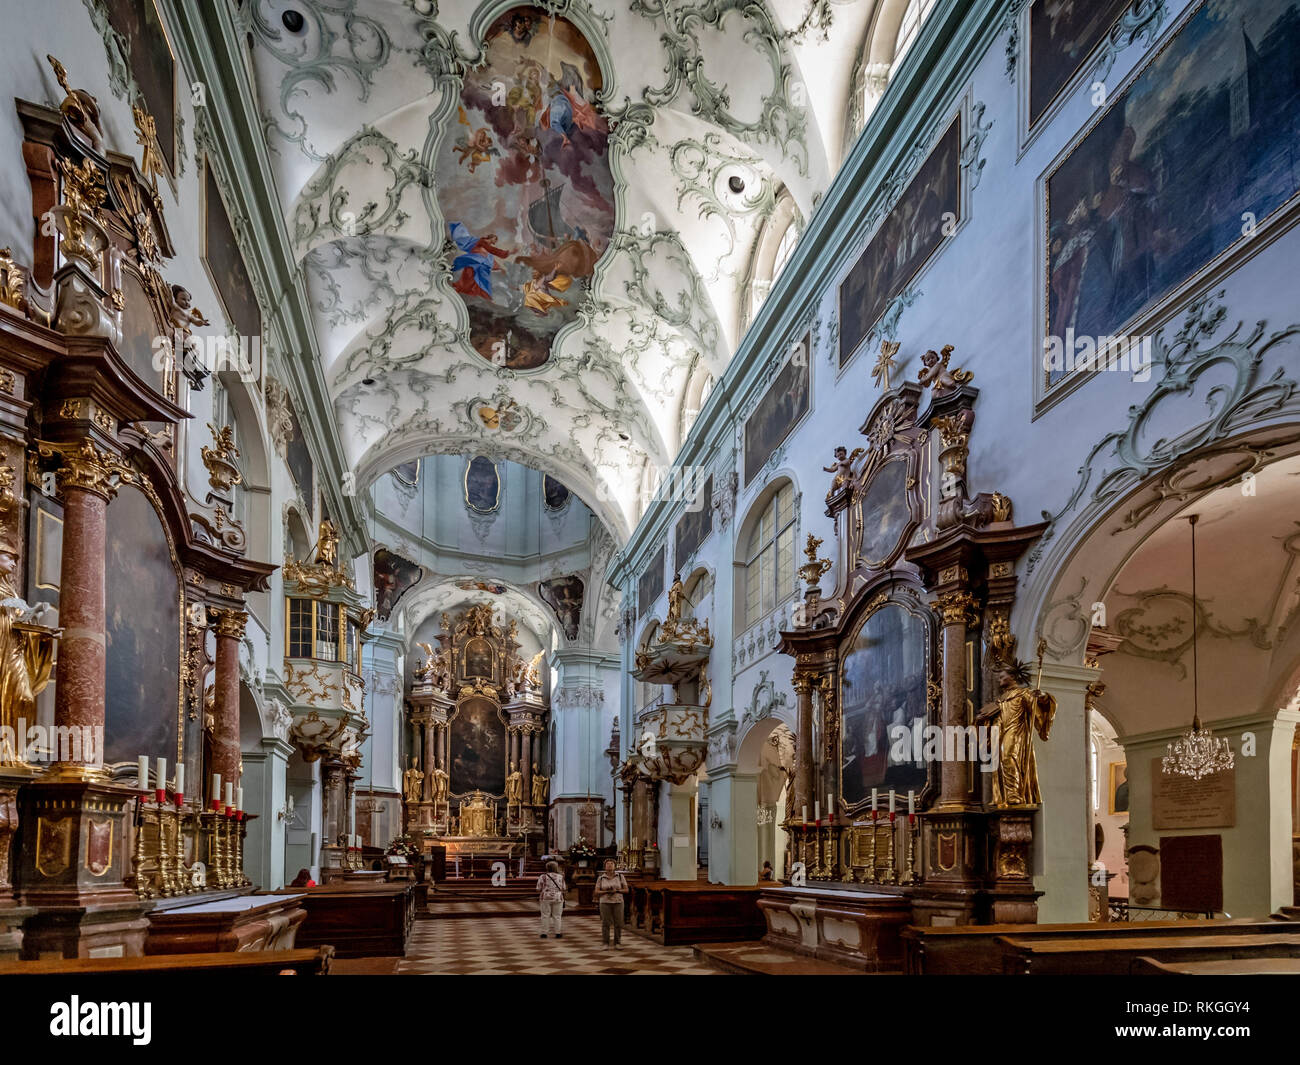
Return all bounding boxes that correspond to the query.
[1150,758,1235,829]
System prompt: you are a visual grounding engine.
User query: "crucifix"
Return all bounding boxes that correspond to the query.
[872,340,900,391]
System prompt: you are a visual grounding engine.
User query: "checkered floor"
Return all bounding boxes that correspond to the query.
[396,914,722,975]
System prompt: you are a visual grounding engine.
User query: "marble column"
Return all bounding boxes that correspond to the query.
[508,728,520,779]
[211,609,247,793]
[439,724,448,771]
[521,730,533,797]
[421,719,436,802]
[51,447,117,771]
[792,671,814,821]
[934,591,977,810]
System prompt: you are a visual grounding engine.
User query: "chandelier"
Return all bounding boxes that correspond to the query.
[1161,514,1234,779]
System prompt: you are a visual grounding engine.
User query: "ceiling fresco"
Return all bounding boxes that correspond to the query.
[240,0,882,539]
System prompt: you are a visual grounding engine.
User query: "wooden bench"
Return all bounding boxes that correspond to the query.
[1132,955,1300,975]
[1000,932,1300,975]
[628,883,765,946]
[145,894,307,955]
[258,882,414,958]
[901,919,1298,975]
[0,946,333,975]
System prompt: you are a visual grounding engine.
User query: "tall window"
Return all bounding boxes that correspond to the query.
[742,482,797,629]
[892,0,936,73]
[771,221,800,282]
[1090,738,1099,812]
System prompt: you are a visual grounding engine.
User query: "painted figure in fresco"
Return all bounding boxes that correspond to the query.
[975,663,1057,807]
[452,109,500,173]
[540,63,598,147]
[449,222,511,300]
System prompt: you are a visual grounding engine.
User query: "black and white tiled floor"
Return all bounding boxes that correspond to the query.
[395,913,721,975]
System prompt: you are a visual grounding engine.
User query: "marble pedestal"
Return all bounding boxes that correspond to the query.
[757,884,912,971]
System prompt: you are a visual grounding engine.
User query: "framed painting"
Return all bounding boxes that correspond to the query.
[1041,0,1300,400]
[839,119,960,368]
[373,548,423,621]
[674,475,713,566]
[1109,760,1129,814]
[744,337,811,486]
[638,545,664,617]
[104,0,177,174]
[543,474,570,510]
[201,159,263,375]
[1027,0,1132,127]
[464,456,501,513]
[449,696,506,795]
[539,575,584,642]
[839,600,930,811]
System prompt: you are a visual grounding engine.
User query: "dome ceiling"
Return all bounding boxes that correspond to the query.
[240,0,882,539]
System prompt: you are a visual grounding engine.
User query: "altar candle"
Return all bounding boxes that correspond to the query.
[174,763,184,799]
[888,789,895,814]
[236,786,243,814]
[212,773,221,809]
[156,757,167,802]
[801,805,808,824]
[870,787,877,811]
[908,790,915,816]
[224,782,233,810]
[827,793,833,820]
[138,756,149,792]
[814,800,819,821]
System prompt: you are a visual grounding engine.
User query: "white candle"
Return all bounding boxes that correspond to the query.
[138,756,149,789]
[212,773,221,801]
[156,757,167,793]
[175,763,184,796]
[827,792,833,819]
[908,790,915,816]
[224,782,233,808]
[236,786,244,813]
[814,800,820,821]
[871,787,878,811]
[888,789,896,814]
[801,805,808,823]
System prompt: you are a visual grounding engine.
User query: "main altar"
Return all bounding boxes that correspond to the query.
[403,605,550,859]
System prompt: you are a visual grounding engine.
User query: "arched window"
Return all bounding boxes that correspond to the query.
[741,481,797,630]
[681,364,716,442]
[892,0,936,73]
[846,0,939,144]
[771,221,800,282]
[743,191,803,330]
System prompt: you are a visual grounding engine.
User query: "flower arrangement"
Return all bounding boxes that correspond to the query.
[568,836,597,860]
[386,833,420,858]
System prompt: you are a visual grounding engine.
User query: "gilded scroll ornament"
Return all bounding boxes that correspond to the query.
[934,590,979,627]
[0,248,27,311]
[212,608,248,641]
[133,104,166,192]
[39,438,128,501]
[200,424,242,492]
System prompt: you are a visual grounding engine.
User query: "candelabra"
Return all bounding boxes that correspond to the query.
[131,797,156,900]
[883,813,898,885]
[866,811,879,884]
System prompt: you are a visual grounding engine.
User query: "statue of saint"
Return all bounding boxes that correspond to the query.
[432,767,449,806]
[666,571,686,623]
[530,763,549,806]
[505,762,523,805]
[0,526,56,766]
[313,518,339,567]
[974,663,1056,807]
[402,757,424,803]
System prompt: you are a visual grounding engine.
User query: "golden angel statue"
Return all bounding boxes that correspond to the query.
[415,642,451,690]
[313,518,339,567]
[917,344,973,396]
[974,662,1056,807]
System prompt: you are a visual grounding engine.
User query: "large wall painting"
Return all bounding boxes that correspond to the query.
[638,545,664,617]
[202,160,262,358]
[674,475,713,565]
[539,575,584,642]
[1028,0,1132,126]
[436,6,614,369]
[373,548,423,621]
[839,603,928,808]
[1045,0,1300,392]
[464,456,501,513]
[839,119,961,367]
[104,0,176,173]
[105,487,181,765]
[450,696,506,795]
[744,339,811,486]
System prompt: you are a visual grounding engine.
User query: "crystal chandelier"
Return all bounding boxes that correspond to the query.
[1162,514,1234,779]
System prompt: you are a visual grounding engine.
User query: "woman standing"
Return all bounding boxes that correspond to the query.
[536,860,566,938]
[594,859,628,948]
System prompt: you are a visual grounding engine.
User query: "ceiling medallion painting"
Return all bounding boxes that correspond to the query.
[437,6,614,370]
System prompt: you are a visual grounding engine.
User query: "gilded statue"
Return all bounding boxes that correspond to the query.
[530,763,549,806]
[666,571,686,623]
[917,344,973,396]
[505,762,523,805]
[974,661,1057,807]
[415,642,451,690]
[822,445,863,498]
[313,519,339,567]
[0,526,57,767]
[432,767,449,806]
[402,758,424,803]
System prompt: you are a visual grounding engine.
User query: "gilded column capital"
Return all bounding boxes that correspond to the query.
[792,671,814,695]
[39,438,127,502]
[934,590,980,627]
[212,608,249,641]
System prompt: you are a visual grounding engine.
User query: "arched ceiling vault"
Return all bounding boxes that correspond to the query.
[241,0,883,539]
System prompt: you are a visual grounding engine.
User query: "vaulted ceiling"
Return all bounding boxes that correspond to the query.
[239,0,910,540]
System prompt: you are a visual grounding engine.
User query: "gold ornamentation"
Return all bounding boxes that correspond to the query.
[46,55,104,152]
[0,370,14,395]
[917,344,972,395]
[934,590,979,627]
[0,248,26,311]
[974,663,1057,808]
[92,406,115,434]
[821,445,863,499]
[132,104,166,191]
[55,157,108,267]
[212,608,248,641]
[59,399,81,420]
[986,612,1017,668]
[38,438,127,501]
[200,424,242,492]
[798,533,832,588]
[872,340,899,391]
[314,518,338,566]
[990,491,1013,522]
[414,641,452,690]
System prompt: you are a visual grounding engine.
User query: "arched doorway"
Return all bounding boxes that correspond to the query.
[735,677,796,883]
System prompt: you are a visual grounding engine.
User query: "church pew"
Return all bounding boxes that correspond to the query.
[901,918,1300,974]
[144,894,307,955]
[258,882,414,958]
[1131,955,1300,975]
[631,883,766,946]
[0,946,333,975]
[1000,931,1300,975]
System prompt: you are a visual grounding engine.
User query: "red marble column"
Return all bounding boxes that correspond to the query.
[52,458,114,770]
[521,730,533,798]
[211,609,247,795]
[792,671,814,821]
[422,720,435,802]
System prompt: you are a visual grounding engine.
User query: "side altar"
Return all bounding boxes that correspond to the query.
[403,605,551,858]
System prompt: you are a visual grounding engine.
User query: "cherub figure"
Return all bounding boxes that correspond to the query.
[822,445,864,497]
[917,344,973,396]
[452,111,499,172]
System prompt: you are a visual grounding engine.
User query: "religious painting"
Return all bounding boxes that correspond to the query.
[105,487,181,765]
[1028,0,1132,126]
[674,475,713,565]
[744,340,811,486]
[456,577,507,595]
[117,268,165,391]
[856,458,914,567]
[464,456,501,513]
[373,548,423,621]
[839,602,929,808]
[202,160,262,374]
[104,0,176,173]
[638,545,664,617]
[543,474,570,510]
[539,575,584,641]
[839,119,961,367]
[1109,760,1129,814]
[282,388,314,512]
[1045,0,1300,391]
[450,696,506,795]
[435,6,614,369]
[463,637,495,680]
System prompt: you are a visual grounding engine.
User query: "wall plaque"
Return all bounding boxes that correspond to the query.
[1150,757,1235,830]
